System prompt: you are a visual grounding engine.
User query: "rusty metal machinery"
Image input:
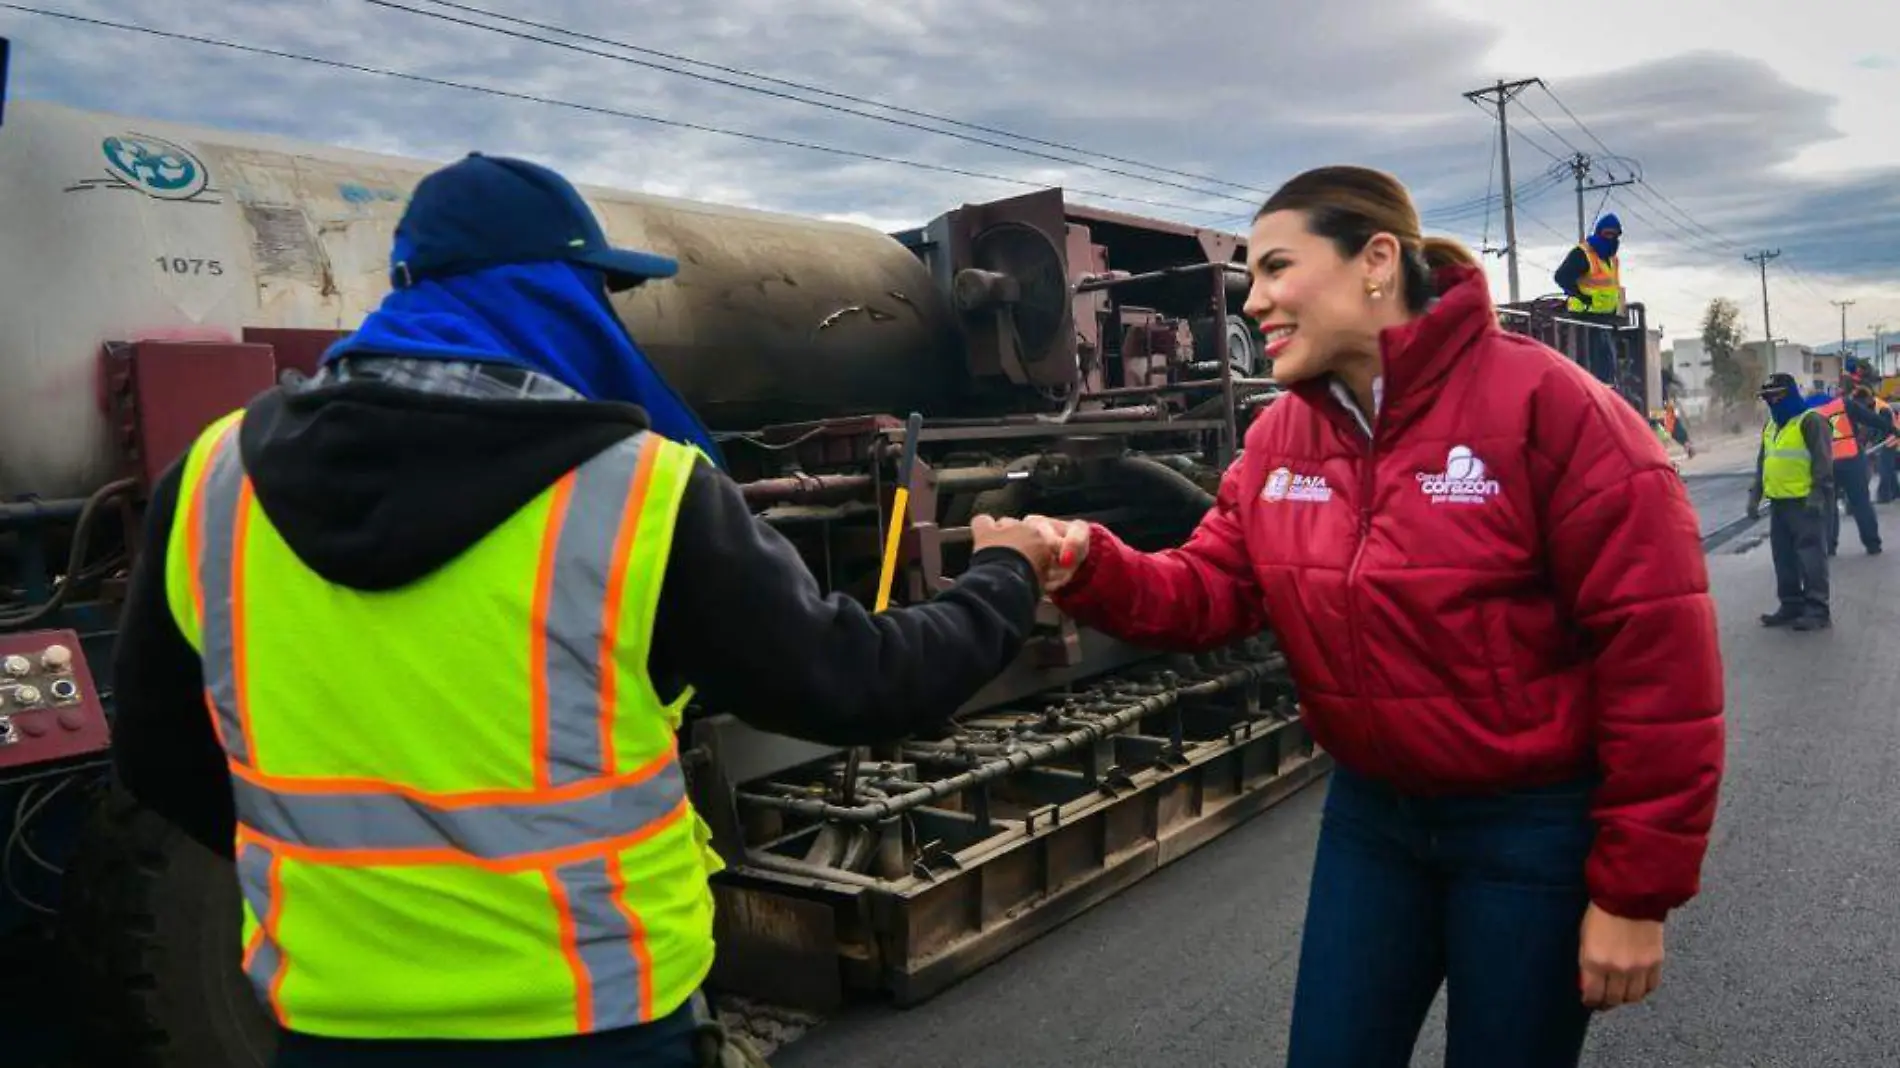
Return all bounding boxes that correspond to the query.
[693,635,1320,1009]
[658,188,1321,1011]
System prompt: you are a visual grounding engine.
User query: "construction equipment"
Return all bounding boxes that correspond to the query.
[0,98,1311,1067]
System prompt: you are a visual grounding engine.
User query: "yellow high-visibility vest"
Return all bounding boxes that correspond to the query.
[1762,415,1814,500]
[1566,243,1622,315]
[163,410,721,1040]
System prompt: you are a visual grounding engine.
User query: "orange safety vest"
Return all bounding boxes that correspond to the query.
[1814,397,1861,461]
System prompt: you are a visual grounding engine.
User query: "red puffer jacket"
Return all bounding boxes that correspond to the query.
[1054,264,1724,922]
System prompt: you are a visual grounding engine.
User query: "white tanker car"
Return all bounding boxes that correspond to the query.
[0,98,973,502]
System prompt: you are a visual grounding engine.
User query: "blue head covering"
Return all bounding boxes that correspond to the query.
[323,260,726,468]
[1588,213,1621,260]
[319,150,725,467]
[1766,379,1810,425]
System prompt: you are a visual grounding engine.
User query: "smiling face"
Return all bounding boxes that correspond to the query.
[1242,209,1402,384]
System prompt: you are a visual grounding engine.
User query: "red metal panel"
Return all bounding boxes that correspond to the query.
[243,327,348,379]
[113,341,277,487]
[0,629,110,772]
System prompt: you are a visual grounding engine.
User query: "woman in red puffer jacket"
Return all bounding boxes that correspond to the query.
[981,166,1725,1067]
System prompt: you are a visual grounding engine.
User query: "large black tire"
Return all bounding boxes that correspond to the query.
[54,783,278,1068]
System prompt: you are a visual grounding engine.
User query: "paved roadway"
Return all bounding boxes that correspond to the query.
[777,467,1900,1068]
[1684,471,1755,542]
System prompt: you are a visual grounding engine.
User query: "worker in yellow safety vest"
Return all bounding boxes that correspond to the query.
[1558,213,1624,316]
[1554,213,1625,387]
[1748,373,1833,630]
[109,153,1063,1068]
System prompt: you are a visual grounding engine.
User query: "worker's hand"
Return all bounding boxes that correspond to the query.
[1022,514,1091,591]
[970,514,1064,579]
[1578,903,1664,1011]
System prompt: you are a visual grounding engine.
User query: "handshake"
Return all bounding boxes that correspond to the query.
[970,514,1092,592]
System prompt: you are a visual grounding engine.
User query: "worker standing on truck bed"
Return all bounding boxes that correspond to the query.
[108,152,1060,1068]
[1554,212,1625,391]
[1748,373,1833,630]
[984,166,1725,1068]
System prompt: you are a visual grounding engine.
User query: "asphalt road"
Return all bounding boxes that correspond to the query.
[778,478,1900,1067]
[1682,470,1756,542]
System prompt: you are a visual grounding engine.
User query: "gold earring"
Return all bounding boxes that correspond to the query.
[1366,278,1383,299]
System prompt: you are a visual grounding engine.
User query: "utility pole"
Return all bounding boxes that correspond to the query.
[1832,299,1856,361]
[1566,152,1636,241]
[1464,77,1542,303]
[1745,249,1780,372]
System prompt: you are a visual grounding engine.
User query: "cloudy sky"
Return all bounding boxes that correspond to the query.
[3,0,1895,356]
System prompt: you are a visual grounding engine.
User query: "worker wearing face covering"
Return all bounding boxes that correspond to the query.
[1749,373,1833,630]
[107,153,1059,1068]
[1554,214,1625,392]
[1806,364,1886,556]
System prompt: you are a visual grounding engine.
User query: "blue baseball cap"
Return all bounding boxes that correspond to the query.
[389,152,678,292]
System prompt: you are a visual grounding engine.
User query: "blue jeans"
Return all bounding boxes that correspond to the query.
[1287,767,1596,1068]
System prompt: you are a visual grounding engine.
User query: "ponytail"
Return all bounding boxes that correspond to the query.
[1420,236,1479,272]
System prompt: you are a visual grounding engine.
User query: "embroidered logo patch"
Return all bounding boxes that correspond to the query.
[1416,446,1500,505]
[1262,467,1334,503]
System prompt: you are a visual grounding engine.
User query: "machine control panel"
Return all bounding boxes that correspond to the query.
[0,629,111,771]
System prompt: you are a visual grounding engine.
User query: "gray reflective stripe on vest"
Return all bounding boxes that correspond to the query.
[544,435,653,787]
[1765,448,1808,460]
[199,430,251,765]
[230,760,686,859]
[551,856,650,1032]
[237,839,284,1001]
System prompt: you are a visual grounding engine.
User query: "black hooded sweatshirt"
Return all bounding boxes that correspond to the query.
[107,373,1041,1060]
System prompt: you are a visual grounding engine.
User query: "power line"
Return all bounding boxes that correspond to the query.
[1537,80,1863,340]
[0,3,1233,218]
[1537,81,1763,260]
[1501,117,1570,167]
[379,0,1276,199]
[1189,163,1567,234]
[1535,83,1618,162]
[1513,97,1588,159]
[360,0,1262,208]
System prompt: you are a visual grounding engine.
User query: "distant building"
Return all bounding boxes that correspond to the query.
[1740,341,1836,393]
[1810,337,1897,377]
[1670,338,1712,418]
